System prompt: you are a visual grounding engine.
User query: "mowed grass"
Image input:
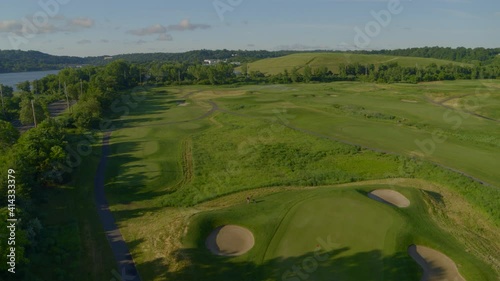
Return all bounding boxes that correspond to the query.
[102,81,500,280]
[181,186,495,281]
[242,53,472,75]
[105,86,213,206]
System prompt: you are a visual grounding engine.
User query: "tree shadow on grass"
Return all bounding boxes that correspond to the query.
[159,246,433,281]
[422,190,445,206]
[120,93,177,117]
[102,140,175,223]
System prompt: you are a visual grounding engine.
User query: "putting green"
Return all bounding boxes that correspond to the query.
[267,195,405,258]
[181,185,496,280]
[265,192,413,280]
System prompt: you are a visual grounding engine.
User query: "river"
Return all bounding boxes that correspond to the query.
[0,70,61,89]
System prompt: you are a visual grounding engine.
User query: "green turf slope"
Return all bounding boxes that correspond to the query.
[243,53,472,75]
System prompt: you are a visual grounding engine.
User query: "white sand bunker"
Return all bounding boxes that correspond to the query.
[368,189,410,208]
[206,225,255,256]
[408,245,466,281]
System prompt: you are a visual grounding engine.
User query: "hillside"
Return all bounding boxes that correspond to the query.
[0,49,296,73]
[0,50,86,73]
[244,53,472,75]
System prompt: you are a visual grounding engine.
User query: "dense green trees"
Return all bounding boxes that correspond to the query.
[357,47,500,65]
[0,120,19,151]
[266,62,499,84]
[72,96,101,129]
[0,118,68,278]
[0,50,86,73]
[19,99,47,126]
[16,81,31,93]
[0,84,14,98]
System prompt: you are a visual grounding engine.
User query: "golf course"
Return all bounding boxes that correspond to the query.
[99,79,500,281]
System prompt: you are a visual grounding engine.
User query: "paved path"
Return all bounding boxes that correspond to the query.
[94,131,142,281]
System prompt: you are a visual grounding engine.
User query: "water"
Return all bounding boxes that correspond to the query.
[0,70,60,89]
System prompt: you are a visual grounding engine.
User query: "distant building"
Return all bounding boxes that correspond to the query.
[104,56,113,60]
[203,59,222,65]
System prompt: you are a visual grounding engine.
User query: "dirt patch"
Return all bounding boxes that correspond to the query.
[206,225,255,256]
[368,189,410,208]
[47,100,76,117]
[408,245,466,281]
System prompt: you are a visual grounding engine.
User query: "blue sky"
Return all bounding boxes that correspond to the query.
[0,0,499,56]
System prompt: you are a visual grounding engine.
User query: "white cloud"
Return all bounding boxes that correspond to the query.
[0,16,95,35]
[167,19,210,31]
[127,24,167,36]
[0,20,22,33]
[127,19,209,40]
[69,17,94,28]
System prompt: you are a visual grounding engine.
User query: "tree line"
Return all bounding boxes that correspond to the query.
[3,47,498,74]
[354,46,500,65]
[0,60,143,279]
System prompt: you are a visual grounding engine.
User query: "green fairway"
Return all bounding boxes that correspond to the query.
[242,53,472,75]
[101,81,500,281]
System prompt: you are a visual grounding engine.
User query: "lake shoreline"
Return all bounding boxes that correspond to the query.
[0,70,62,89]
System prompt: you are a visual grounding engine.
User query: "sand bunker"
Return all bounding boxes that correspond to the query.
[368,189,410,208]
[206,225,255,256]
[408,245,466,281]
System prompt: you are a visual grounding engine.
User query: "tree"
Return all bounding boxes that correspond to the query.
[282,69,291,84]
[13,118,68,185]
[338,63,347,78]
[303,65,312,83]
[249,70,265,80]
[241,63,249,76]
[290,67,300,83]
[0,120,19,151]
[0,84,14,98]
[72,96,101,129]
[19,98,46,125]
[17,80,31,93]
[313,66,329,81]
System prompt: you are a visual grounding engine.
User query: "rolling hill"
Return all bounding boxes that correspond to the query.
[243,53,473,75]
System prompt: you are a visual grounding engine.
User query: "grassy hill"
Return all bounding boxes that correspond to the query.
[243,53,472,75]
